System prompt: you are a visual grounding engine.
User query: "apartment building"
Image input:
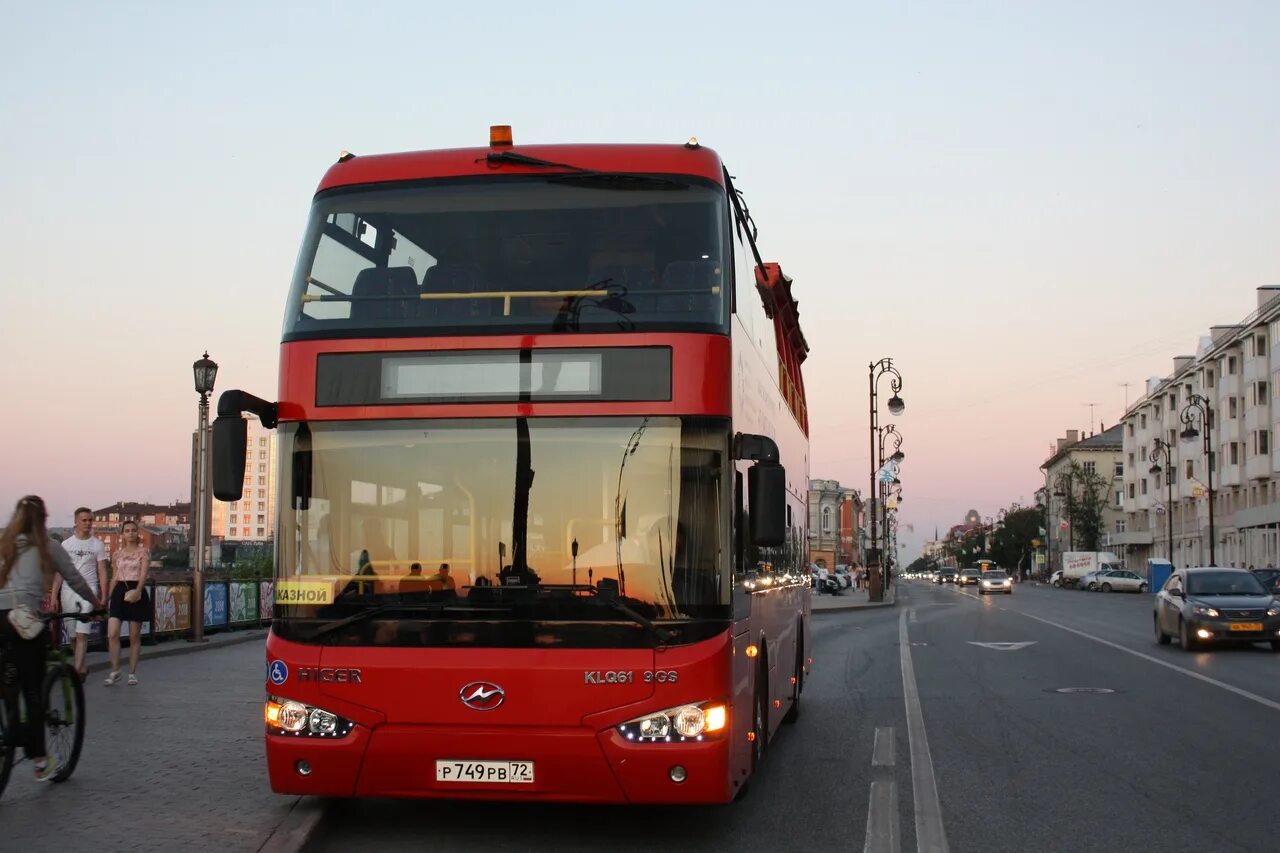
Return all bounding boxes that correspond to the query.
[210,415,277,542]
[1040,426,1126,568]
[1117,285,1280,569]
[808,479,862,568]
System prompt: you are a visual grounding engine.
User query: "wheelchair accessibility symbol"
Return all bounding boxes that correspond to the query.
[268,660,289,686]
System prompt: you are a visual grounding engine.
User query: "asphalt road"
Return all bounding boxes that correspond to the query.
[304,581,1280,853]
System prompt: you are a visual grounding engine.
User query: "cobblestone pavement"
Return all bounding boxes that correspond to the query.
[1,636,298,852]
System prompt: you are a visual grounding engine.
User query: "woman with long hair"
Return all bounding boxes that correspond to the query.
[104,520,153,686]
[0,496,96,781]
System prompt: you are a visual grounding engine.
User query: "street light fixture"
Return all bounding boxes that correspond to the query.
[1179,393,1216,565]
[868,358,904,602]
[1148,438,1175,566]
[191,351,218,643]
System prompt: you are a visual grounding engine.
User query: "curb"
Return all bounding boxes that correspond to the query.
[813,594,898,614]
[82,629,268,674]
[258,796,328,853]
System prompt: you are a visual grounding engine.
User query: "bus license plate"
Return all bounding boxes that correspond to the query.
[435,760,535,784]
[1228,622,1263,632]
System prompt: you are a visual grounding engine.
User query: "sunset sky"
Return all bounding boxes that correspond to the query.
[2,1,1277,558]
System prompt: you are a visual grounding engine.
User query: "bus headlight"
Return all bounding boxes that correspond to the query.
[617,701,727,743]
[266,695,355,739]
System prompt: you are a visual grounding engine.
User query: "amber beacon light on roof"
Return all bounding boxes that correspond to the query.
[490,124,513,147]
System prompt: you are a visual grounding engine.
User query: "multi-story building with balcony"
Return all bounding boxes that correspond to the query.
[1040,426,1126,569]
[807,479,862,569]
[1119,285,1280,569]
[210,415,277,542]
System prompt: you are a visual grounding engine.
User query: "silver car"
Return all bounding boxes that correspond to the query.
[1095,569,1148,593]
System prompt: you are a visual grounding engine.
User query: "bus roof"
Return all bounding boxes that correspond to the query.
[315,143,727,194]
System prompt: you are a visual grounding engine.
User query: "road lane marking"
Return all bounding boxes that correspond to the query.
[910,609,919,623]
[872,727,896,767]
[899,608,950,853]
[864,780,900,853]
[994,606,1280,715]
[966,642,1037,651]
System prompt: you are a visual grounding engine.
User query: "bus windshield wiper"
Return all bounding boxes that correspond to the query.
[485,151,688,191]
[538,584,674,644]
[305,602,442,642]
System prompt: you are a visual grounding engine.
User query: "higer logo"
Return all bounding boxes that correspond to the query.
[459,681,505,711]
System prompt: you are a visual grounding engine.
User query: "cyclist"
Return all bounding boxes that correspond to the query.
[0,495,97,781]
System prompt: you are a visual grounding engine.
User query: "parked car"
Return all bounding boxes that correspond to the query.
[1096,569,1148,593]
[1079,569,1109,591]
[936,568,958,585]
[1153,567,1280,651]
[957,569,981,587]
[978,570,1013,595]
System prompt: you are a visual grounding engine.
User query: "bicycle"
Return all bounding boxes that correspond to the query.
[0,609,103,796]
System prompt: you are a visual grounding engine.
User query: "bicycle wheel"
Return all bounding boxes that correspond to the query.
[42,663,84,783]
[0,689,15,796]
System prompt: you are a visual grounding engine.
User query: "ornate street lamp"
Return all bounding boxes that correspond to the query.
[1148,438,1175,566]
[1180,393,1216,565]
[191,351,218,643]
[868,358,904,601]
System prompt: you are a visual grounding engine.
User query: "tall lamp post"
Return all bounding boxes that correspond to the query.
[1148,438,1175,566]
[191,351,218,643]
[1180,393,1216,565]
[878,425,905,583]
[868,358,905,602]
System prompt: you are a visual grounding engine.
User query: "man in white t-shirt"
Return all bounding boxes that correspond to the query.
[52,506,108,678]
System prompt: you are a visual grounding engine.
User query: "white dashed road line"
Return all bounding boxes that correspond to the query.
[898,608,950,853]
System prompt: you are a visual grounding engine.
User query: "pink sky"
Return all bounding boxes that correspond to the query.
[2,4,1277,559]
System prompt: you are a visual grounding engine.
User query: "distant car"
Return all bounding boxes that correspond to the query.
[979,570,1013,595]
[1096,569,1147,593]
[957,569,981,587]
[936,568,958,585]
[1154,567,1280,651]
[1049,570,1065,588]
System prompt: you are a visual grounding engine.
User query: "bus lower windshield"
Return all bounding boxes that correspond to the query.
[283,176,730,340]
[274,417,730,647]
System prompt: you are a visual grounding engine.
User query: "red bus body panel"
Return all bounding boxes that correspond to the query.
[262,140,810,805]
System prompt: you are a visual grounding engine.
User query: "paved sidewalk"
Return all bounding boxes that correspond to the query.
[0,636,300,853]
[811,585,896,612]
[78,627,268,675]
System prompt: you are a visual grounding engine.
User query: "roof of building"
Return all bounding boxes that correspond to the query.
[93,501,191,518]
[1041,423,1123,470]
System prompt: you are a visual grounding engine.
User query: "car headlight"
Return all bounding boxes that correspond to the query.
[1191,605,1220,618]
[1267,605,1280,617]
[265,695,355,738]
[617,700,727,743]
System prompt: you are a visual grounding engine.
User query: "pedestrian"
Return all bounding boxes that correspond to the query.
[0,496,98,781]
[51,506,107,679]
[104,520,152,686]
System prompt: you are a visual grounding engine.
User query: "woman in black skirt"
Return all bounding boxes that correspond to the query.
[104,520,153,686]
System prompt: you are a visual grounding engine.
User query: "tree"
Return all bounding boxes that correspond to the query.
[992,507,1041,576]
[1063,462,1108,551]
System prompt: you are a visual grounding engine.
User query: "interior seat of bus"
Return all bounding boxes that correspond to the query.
[349,266,419,322]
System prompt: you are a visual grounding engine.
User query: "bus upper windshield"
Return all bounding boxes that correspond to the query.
[272,416,730,647]
[283,176,730,340]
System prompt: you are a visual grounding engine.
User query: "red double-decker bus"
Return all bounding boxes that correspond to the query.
[212,127,811,804]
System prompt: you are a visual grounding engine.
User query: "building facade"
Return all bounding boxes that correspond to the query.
[210,415,278,542]
[807,479,862,569]
[90,501,191,556]
[1118,285,1280,569]
[1040,426,1126,568]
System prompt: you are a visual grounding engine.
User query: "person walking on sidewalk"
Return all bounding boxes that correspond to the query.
[0,496,98,781]
[104,520,152,686]
[51,506,107,679]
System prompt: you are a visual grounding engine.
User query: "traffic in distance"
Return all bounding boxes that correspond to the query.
[212,126,811,805]
[907,560,1280,653]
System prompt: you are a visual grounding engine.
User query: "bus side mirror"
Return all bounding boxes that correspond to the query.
[211,416,247,501]
[748,462,786,547]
